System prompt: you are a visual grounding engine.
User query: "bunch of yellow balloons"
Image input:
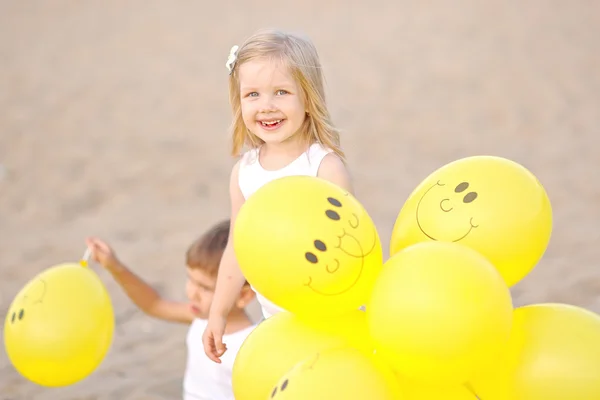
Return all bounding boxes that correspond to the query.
[232,176,400,399]
[230,156,600,399]
[4,262,115,387]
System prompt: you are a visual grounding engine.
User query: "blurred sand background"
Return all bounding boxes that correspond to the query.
[1,1,599,398]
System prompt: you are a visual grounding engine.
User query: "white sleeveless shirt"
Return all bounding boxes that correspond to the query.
[183,319,256,400]
[238,143,333,319]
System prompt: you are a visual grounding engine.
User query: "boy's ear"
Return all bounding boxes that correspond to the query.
[235,284,256,308]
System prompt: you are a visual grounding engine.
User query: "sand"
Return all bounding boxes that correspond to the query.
[1,1,599,398]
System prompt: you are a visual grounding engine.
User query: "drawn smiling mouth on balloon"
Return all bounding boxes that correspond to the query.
[416,180,480,242]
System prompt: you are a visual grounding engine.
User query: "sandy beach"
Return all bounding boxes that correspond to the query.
[1,1,599,398]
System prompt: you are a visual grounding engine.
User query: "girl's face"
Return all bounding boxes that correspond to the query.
[238,58,307,147]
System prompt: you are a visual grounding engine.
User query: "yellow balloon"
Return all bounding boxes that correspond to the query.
[470,303,600,400]
[234,175,383,317]
[398,378,478,400]
[367,241,513,385]
[467,318,526,400]
[390,156,552,287]
[268,347,402,400]
[4,263,115,387]
[233,310,371,400]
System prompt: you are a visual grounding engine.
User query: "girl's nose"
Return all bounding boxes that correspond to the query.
[258,95,277,113]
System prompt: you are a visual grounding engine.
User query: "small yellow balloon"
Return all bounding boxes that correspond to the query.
[4,263,115,387]
[233,310,371,400]
[268,347,402,400]
[470,303,600,400]
[234,175,383,317]
[367,241,513,385]
[390,156,552,287]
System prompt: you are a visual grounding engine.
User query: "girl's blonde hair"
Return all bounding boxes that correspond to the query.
[227,29,344,161]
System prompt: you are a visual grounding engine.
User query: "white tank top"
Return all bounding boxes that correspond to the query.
[238,143,333,200]
[237,143,333,319]
[183,319,256,400]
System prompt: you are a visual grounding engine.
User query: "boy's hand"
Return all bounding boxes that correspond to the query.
[85,237,120,271]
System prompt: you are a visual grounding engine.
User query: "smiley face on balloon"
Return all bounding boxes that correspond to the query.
[416,180,480,242]
[233,175,383,317]
[269,347,400,400]
[390,156,553,286]
[302,194,380,296]
[6,278,47,327]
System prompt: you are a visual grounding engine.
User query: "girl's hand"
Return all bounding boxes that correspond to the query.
[85,237,120,271]
[202,315,228,363]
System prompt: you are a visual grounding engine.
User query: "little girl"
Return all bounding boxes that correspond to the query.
[203,29,354,363]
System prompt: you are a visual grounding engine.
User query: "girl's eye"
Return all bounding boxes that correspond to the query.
[246,92,258,98]
[276,90,288,95]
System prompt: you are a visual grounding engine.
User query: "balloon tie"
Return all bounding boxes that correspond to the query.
[80,247,91,268]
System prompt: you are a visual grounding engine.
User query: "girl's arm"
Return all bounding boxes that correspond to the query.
[317,153,355,194]
[203,161,247,362]
[86,238,196,324]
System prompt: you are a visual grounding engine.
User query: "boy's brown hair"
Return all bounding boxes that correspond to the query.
[186,220,230,277]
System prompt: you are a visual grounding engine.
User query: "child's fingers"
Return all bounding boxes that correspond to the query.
[85,238,103,251]
[85,237,96,249]
[84,239,99,257]
[203,332,223,363]
[85,238,112,257]
[93,239,110,253]
[214,335,227,357]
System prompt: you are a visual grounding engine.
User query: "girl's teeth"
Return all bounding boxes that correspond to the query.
[261,120,281,126]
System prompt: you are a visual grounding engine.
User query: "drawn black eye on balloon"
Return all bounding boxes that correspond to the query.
[325,197,342,220]
[270,379,289,398]
[463,192,478,203]
[454,182,477,203]
[11,309,24,324]
[305,240,327,264]
[455,182,469,193]
[305,252,318,263]
[327,197,342,207]
[314,240,326,251]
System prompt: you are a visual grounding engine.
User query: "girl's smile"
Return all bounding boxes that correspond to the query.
[258,119,285,131]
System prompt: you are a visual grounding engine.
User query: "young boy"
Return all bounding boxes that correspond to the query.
[86,219,256,400]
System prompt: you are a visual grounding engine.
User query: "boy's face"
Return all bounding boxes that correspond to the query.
[185,267,218,319]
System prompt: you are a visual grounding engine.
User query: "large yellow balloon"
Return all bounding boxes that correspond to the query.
[470,303,600,400]
[268,347,402,400]
[234,175,383,317]
[398,378,478,400]
[232,310,371,400]
[367,241,513,385]
[390,156,552,287]
[4,263,115,387]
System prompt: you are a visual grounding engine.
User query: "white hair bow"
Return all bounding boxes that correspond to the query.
[226,45,239,75]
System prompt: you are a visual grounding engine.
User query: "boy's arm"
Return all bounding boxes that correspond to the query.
[105,260,195,324]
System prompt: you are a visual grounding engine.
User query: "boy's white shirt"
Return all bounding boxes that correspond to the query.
[183,318,256,400]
